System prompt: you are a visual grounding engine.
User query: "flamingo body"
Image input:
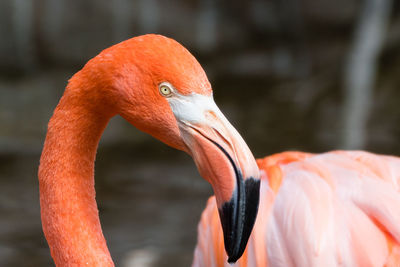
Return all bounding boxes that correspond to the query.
[193,151,400,267]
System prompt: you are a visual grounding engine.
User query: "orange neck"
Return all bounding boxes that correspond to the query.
[38,84,114,266]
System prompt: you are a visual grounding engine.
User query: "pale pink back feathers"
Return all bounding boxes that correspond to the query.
[193,151,400,267]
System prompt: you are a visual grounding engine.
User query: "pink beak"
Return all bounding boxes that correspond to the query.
[178,107,260,263]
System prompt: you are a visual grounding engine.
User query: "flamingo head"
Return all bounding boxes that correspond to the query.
[90,34,260,262]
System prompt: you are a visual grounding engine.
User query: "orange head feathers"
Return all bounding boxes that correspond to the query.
[66,34,211,149]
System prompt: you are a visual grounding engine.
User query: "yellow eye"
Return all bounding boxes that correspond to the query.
[159,83,173,97]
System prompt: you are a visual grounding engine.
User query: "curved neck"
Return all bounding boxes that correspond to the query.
[38,85,114,266]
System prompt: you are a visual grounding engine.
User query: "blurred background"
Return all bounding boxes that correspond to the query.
[0,0,399,266]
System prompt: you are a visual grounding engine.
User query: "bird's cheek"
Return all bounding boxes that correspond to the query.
[120,104,186,151]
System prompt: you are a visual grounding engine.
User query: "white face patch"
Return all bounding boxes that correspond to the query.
[166,91,223,125]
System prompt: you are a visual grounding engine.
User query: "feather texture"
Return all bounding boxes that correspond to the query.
[192,151,400,267]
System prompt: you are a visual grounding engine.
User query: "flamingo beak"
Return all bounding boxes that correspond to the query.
[168,93,260,263]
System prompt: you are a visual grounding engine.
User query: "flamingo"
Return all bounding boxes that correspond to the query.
[38,34,260,266]
[38,34,400,267]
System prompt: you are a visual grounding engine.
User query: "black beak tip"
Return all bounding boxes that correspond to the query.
[219,177,261,263]
[227,255,240,264]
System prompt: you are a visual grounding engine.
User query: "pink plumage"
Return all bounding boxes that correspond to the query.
[193,151,400,267]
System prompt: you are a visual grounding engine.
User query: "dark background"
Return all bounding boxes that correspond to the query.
[0,0,399,266]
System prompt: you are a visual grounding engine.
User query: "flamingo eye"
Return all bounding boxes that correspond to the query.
[159,83,173,97]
